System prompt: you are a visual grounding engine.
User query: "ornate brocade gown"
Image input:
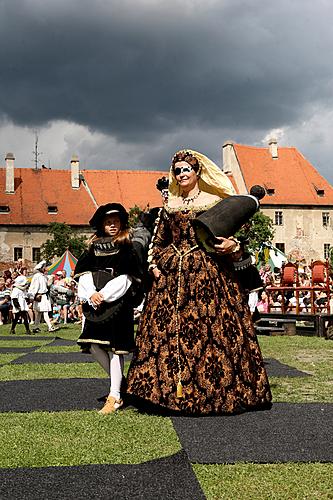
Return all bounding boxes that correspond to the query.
[127,205,272,415]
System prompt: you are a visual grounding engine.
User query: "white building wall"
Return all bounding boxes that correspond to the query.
[0,226,93,263]
[222,142,247,193]
[262,207,333,262]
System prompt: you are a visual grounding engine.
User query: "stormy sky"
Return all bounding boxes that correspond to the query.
[0,0,333,183]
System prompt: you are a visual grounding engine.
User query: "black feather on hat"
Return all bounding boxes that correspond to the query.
[89,203,129,232]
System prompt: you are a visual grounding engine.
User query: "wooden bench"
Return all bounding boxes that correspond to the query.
[255,312,333,338]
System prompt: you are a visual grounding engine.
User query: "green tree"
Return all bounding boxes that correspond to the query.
[236,210,275,253]
[128,205,143,227]
[41,222,87,262]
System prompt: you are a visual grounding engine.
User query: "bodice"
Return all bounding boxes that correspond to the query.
[168,210,202,251]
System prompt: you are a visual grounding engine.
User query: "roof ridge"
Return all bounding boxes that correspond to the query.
[234,143,297,151]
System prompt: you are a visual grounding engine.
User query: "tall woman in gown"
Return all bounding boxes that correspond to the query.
[127,149,272,415]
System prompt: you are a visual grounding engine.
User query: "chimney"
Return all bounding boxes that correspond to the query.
[268,137,278,159]
[70,155,80,189]
[5,152,15,193]
[222,140,235,172]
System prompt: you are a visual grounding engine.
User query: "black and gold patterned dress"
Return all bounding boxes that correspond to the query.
[126,204,272,415]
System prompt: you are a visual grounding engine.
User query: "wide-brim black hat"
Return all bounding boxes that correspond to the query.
[89,203,129,230]
[192,193,261,253]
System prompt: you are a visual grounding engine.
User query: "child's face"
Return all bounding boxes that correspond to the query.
[102,214,121,237]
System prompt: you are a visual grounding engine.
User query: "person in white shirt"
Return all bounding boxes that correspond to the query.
[28,260,58,333]
[10,275,32,335]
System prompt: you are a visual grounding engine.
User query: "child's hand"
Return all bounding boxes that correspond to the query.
[90,292,104,307]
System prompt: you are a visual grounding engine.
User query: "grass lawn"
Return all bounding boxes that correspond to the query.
[193,462,333,500]
[0,324,332,499]
[0,410,180,467]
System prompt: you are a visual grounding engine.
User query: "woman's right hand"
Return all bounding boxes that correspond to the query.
[152,267,161,280]
[90,291,104,307]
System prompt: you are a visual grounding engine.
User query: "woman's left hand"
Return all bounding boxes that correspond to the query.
[214,237,238,255]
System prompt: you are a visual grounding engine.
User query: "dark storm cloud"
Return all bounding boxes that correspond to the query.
[0,0,332,143]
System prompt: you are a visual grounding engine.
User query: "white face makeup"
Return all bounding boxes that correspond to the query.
[174,161,198,192]
[174,165,193,176]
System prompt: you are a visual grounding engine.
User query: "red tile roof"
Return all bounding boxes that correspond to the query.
[82,170,166,209]
[233,143,333,205]
[0,168,168,226]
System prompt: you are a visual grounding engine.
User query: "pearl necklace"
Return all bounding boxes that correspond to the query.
[181,189,201,205]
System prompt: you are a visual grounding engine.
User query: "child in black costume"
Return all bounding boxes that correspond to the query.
[75,203,142,415]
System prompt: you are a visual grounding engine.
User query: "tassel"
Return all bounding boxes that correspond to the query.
[177,380,183,398]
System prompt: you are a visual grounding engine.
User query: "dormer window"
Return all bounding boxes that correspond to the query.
[264,184,275,196]
[0,205,10,213]
[48,206,58,214]
[313,185,325,197]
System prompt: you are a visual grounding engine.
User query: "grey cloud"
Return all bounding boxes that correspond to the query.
[1,0,333,143]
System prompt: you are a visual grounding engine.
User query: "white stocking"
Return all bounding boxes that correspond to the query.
[90,344,110,376]
[109,353,124,400]
[43,312,53,330]
[34,311,42,327]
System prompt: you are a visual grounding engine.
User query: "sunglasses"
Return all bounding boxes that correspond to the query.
[174,165,193,176]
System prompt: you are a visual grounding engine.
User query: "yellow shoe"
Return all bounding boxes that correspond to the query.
[98,396,123,415]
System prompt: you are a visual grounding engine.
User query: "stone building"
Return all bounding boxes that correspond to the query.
[222,139,333,263]
[1,141,332,267]
[0,154,166,264]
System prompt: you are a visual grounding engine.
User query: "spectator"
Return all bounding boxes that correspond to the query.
[259,263,275,286]
[287,294,297,312]
[257,290,271,313]
[315,291,328,312]
[302,291,311,311]
[269,292,284,312]
[3,270,12,281]
[0,278,11,324]
[49,275,74,324]
[20,267,29,276]
[5,278,13,290]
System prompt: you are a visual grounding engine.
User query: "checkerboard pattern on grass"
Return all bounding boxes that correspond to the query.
[0,326,332,500]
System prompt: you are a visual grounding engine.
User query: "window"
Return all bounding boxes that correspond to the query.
[264,184,275,196]
[313,185,325,197]
[322,212,330,227]
[48,206,58,214]
[274,211,283,225]
[275,243,285,253]
[32,247,41,262]
[0,206,10,213]
[14,247,23,261]
[324,244,331,260]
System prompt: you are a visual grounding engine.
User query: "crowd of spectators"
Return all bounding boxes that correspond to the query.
[258,264,333,314]
[0,257,332,328]
[0,259,82,328]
